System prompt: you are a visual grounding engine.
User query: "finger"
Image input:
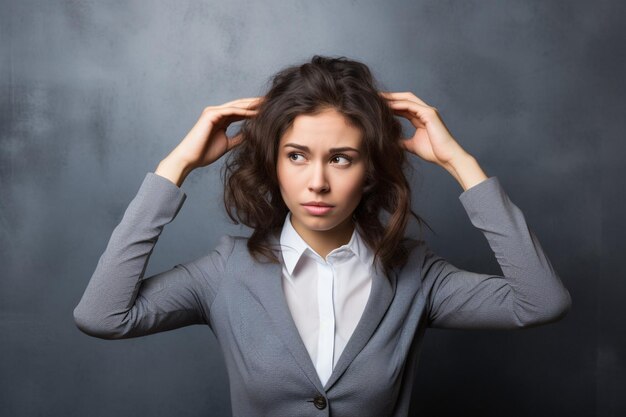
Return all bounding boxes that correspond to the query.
[202,100,259,118]
[210,106,259,128]
[227,132,245,151]
[222,97,262,105]
[238,97,264,110]
[379,91,432,108]
[216,106,259,120]
[379,91,426,104]
[387,99,435,120]
[388,103,427,128]
[219,97,265,109]
[397,137,411,151]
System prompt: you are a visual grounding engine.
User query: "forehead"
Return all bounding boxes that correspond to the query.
[280,109,362,147]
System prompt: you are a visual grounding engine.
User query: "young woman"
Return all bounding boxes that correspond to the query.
[74,55,572,416]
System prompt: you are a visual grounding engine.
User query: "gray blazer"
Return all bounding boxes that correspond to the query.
[73,172,572,417]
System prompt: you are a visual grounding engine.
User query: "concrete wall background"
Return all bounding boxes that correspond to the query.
[1,1,623,416]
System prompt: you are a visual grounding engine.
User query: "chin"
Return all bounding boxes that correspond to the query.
[303,215,349,231]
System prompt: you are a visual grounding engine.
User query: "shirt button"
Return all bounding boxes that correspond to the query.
[312,394,327,409]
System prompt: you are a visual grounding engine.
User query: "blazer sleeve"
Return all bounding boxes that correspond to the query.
[72,172,235,339]
[422,176,572,330]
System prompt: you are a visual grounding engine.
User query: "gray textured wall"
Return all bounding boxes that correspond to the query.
[1,1,623,416]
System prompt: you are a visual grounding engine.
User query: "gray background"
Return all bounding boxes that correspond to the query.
[1,0,623,416]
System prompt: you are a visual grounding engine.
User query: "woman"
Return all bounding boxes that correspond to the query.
[73,55,572,416]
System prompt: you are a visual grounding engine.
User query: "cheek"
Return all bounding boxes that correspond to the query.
[276,168,298,202]
[341,172,366,200]
[276,161,289,191]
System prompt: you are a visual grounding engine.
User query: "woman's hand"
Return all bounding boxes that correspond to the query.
[379,91,468,168]
[166,97,263,171]
[380,91,488,191]
[155,97,262,187]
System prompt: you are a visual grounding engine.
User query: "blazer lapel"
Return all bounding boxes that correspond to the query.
[253,232,325,392]
[254,231,397,393]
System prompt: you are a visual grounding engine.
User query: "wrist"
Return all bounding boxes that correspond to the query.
[442,150,472,172]
[155,156,193,188]
[440,150,469,181]
[442,153,488,191]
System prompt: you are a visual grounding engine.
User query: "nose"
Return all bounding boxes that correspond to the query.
[307,161,329,193]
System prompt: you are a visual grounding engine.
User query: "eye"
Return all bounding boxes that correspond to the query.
[287,152,304,162]
[286,152,353,166]
[331,154,353,165]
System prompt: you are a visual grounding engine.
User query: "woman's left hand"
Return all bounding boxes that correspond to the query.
[380,91,468,167]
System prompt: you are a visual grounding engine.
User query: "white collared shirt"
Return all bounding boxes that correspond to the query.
[279,211,374,386]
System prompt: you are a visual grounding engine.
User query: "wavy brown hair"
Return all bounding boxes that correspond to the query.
[222,55,433,278]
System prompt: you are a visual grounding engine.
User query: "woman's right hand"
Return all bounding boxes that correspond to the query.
[166,97,263,171]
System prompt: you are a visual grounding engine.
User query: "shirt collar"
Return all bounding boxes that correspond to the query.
[279,211,374,275]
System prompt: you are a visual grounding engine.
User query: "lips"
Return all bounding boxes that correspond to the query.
[302,204,333,215]
[302,201,334,207]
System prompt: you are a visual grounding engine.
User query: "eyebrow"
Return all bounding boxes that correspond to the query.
[283,143,361,154]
